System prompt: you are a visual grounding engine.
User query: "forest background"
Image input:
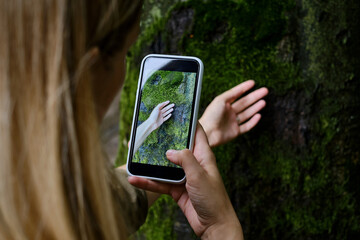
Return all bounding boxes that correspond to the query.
[113,0,360,239]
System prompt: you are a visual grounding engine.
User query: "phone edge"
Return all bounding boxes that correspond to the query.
[126,54,204,184]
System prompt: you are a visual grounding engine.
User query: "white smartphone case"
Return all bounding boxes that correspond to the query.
[126,54,203,183]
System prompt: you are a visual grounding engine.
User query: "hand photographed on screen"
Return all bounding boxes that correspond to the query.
[148,100,175,130]
[133,101,175,153]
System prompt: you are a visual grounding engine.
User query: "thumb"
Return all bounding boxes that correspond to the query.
[166,149,204,181]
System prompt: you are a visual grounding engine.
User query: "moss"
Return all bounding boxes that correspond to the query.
[133,70,195,167]
[117,0,360,239]
[130,195,178,239]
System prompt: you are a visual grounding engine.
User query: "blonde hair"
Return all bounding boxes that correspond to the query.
[0,0,142,239]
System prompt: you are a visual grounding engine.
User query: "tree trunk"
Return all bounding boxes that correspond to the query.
[118,0,360,238]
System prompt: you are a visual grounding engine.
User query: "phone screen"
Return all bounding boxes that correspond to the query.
[128,56,200,181]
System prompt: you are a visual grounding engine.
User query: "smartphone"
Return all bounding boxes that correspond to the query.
[126,54,203,183]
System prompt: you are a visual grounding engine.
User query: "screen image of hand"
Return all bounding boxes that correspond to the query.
[148,100,175,130]
[199,80,268,147]
[128,124,244,239]
[133,101,175,153]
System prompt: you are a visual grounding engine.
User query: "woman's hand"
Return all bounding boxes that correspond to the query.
[148,100,174,130]
[128,124,243,239]
[199,80,268,147]
[133,101,174,153]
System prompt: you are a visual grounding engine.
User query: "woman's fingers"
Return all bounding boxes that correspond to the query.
[161,103,175,112]
[129,148,207,197]
[218,80,255,103]
[192,124,217,169]
[162,107,174,117]
[166,149,205,182]
[238,113,262,134]
[236,100,266,124]
[163,113,172,122]
[128,176,173,194]
[157,100,171,110]
[231,87,268,113]
[159,103,174,121]
[173,124,215,169]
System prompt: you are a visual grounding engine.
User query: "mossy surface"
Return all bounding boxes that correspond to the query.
[117,0,360,239]
[133,70,195,167]
[129,195,177,239]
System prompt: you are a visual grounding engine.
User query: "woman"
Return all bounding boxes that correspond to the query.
[0,0,268,239]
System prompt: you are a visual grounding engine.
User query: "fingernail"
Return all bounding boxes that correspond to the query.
[166,150,177,156]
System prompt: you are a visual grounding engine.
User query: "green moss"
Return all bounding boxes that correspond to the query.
[130,195,178,239]
[117,0,360,239]
[133,70,195,167]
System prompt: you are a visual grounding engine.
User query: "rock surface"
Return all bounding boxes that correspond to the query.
[117,0,360,239]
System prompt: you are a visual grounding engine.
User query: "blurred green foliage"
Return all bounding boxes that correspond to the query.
[118,0,360,239]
